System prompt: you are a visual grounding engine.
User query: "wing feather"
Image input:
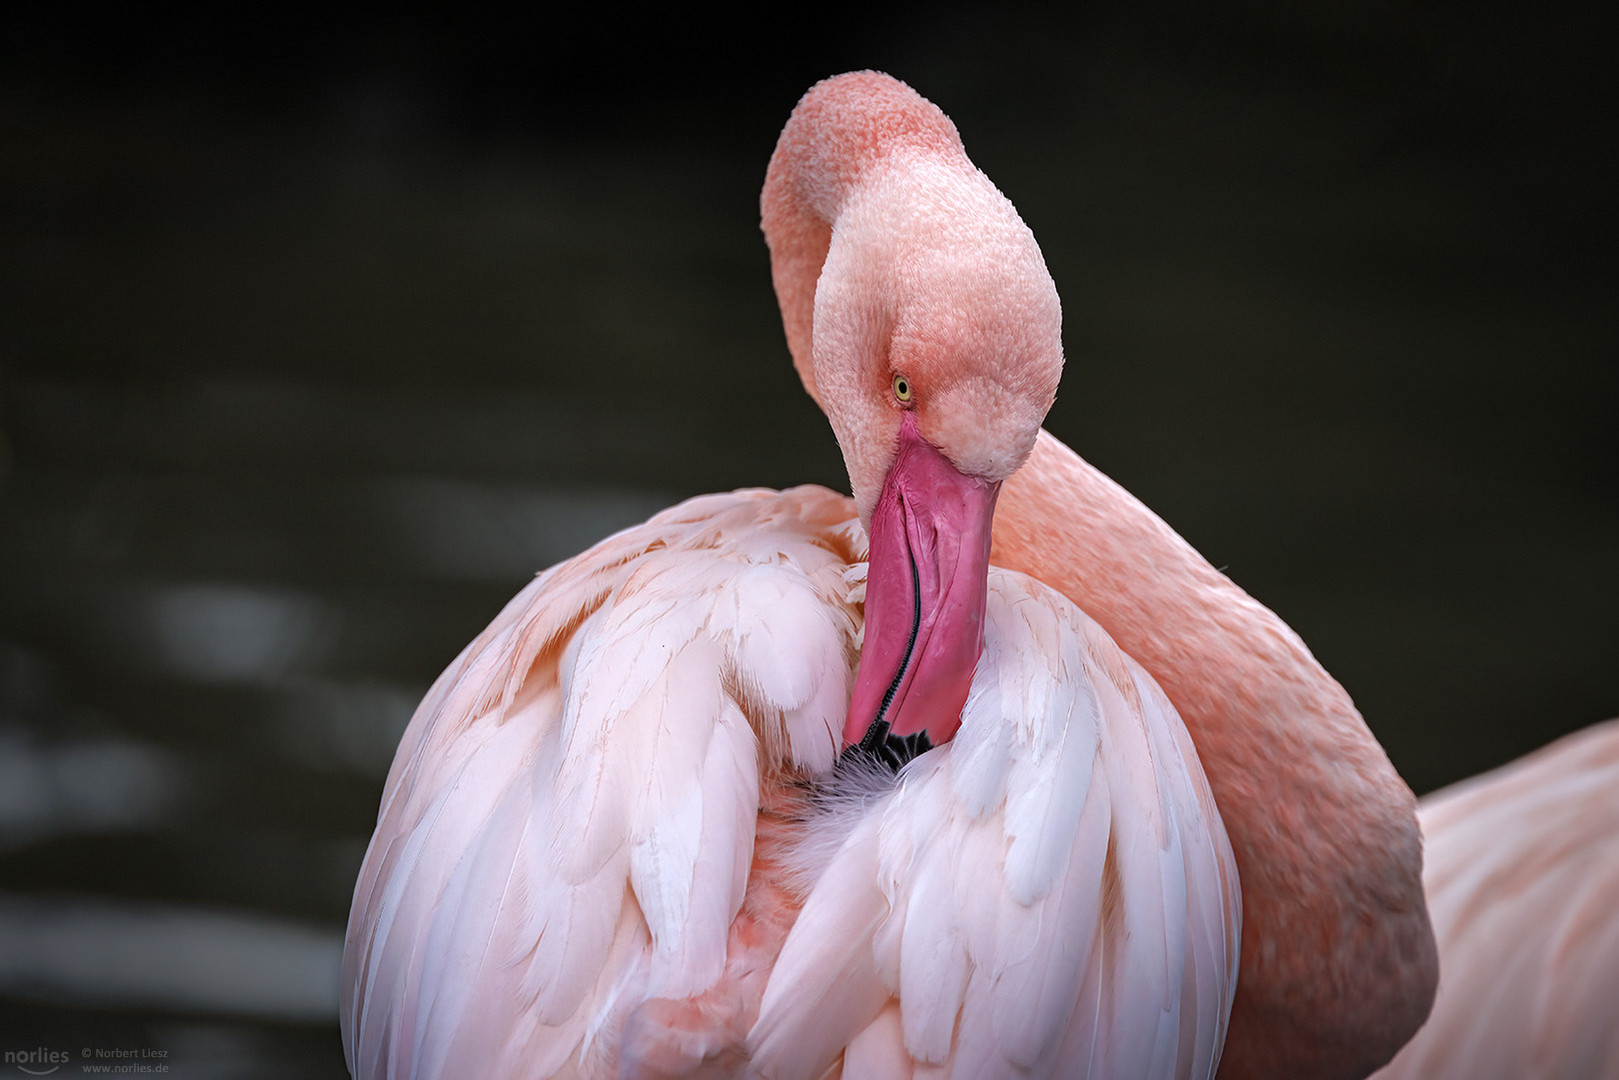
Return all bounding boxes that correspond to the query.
[343,486,862,1080]
[751,815,895,1080]
[751,569,1238,1080]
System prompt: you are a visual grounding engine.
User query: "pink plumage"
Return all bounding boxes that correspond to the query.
[342,488,1238,1078]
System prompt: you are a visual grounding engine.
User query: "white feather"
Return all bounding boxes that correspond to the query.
[343,488,866,1079]
[750,568,1239,1080]
[344,489,1239,1080]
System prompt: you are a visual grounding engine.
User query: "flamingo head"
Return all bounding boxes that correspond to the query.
[763,72,1064,754]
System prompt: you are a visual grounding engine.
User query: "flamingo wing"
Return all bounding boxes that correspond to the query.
[1374,719,1619,1080]
[341,486,865,1080]
[750,570,1241,1080]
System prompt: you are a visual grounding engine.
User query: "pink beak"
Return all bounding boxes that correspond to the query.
[845,414,1001,754]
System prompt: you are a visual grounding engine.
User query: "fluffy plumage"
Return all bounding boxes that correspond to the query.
[341,487,1238,1078]
[753,571,1239,1080]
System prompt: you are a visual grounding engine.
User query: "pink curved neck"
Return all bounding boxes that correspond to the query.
[995,433,1436,1078]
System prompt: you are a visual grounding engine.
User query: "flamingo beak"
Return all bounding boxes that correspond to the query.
[845,415,1000,756]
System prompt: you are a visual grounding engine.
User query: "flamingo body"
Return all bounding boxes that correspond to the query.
[1373,719,1619,1080]
[342,487,1239,1077]
[343,69,1440,1080]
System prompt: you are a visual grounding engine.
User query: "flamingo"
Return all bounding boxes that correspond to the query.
[341,72,1436,1079]
[1371,718,1619,1080]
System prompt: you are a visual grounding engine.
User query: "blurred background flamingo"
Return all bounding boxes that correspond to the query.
[1372,718,1619,1079]
[0,5,1613,1077]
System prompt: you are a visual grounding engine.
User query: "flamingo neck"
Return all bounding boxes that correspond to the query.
[994,430,1437,1079]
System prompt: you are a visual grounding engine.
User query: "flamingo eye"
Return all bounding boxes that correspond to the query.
[892,374,913,403]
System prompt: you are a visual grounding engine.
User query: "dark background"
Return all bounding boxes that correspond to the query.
[2,3,1614,1075]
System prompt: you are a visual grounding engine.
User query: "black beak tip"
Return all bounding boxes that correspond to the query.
[839,719,934,774]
